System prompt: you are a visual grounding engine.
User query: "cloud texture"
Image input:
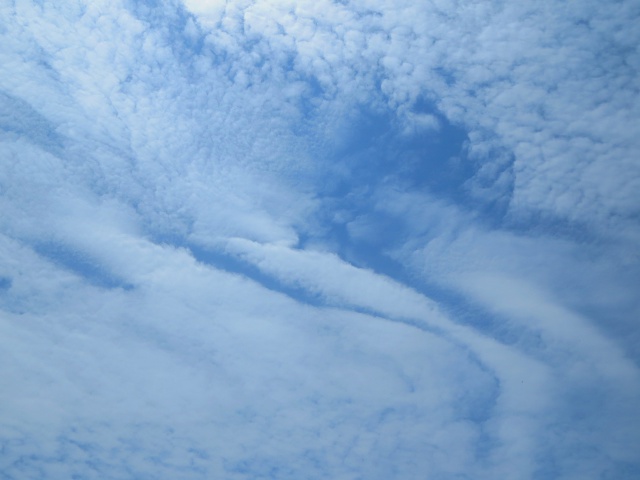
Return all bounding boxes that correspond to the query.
[1,0,639,478]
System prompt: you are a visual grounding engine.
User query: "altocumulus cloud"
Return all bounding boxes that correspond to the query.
[1,0,639,479]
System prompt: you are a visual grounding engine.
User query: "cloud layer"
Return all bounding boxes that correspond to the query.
[1,0,639,478]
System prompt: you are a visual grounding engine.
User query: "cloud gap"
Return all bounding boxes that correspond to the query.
[31,241,135,291]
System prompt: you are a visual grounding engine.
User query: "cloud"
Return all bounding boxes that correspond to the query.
[1,223,508,478]
[185,0,640,240]
[1,0,639,478]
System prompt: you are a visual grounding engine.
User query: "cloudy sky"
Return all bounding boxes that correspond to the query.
[1,0,639,478]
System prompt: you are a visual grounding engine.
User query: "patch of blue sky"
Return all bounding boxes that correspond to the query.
[0,91,63,155]
[312,105,471,198]
[32,241,134,291]
[0,276,11,291]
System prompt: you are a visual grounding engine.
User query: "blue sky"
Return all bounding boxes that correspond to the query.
[1,0,639,478]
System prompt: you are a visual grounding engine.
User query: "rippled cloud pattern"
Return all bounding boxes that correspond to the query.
[1,1,639,478]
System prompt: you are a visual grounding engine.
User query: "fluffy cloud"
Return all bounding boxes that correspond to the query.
[184,0,640,238]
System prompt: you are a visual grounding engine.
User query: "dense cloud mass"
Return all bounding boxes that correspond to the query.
[1,0,639,478]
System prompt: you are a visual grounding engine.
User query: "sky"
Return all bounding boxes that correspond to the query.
[1,0,639,478]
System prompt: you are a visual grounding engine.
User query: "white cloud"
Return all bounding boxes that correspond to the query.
[182,0,227,25]
[0,223,509,478]
[1,0,639,477]
[182,0,640,241]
